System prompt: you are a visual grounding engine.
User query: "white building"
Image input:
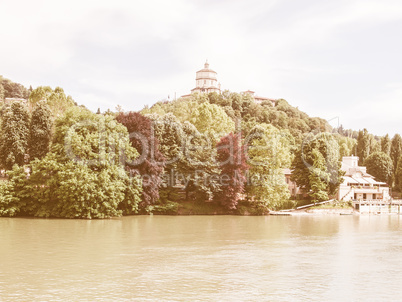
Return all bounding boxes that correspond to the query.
[190,61,221,94]
[284,168,306,198]
[241,90,276,107]
[337,156,390,201]
[183,62,275,104]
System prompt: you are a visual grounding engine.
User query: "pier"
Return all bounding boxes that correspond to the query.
[353,200,402,214]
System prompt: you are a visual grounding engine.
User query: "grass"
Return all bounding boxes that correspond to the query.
[309,200,353,210]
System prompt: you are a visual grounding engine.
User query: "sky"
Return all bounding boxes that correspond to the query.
[1,0,402,136]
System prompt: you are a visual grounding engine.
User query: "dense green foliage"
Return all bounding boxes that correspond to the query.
[0,180,19,216]
[308,149,330,203]
[189,102,235,135]
[116,112,165,208]
[0,76,31,100]
[141,91,344,209]
[246,124,292,209]
[381,134,391,156]
[364,152,393,183]
[29,101,53,161]
[29,86,75,117]
[0,101,30,170]
[2,74,402,217]
[356,129,380,165]
[291,133,345,202]
[214,133,248,209]
[395,156,402,192]
[143,91,331,145]
[0,106,143,218]
[149,113,222,202]
[338,136,357,159]
[391,135,402,171]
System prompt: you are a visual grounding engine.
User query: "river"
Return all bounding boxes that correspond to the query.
[1,215,402,301]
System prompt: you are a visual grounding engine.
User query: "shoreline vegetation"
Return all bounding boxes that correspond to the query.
[149,199,356,216]
[1,77,402,219]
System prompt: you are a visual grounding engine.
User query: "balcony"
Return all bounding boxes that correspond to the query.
[353,188,381,194]
[353,199,402,205]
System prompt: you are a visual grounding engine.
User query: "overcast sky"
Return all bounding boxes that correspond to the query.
[1,0,402,136]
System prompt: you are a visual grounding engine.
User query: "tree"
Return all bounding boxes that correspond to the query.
[214,132,248,209]
[1,107,143,218]
[337,136,356,159]
[0,82,4,101]
[0,101,30,170]
[0,176,20,216]
[291,132,344,199]
[381,134,391,156]
[308,149,330,203]
[364,152,393,183]
[391,134,402,173]
[357,129,370,165]
[208,91,229,107]
[7,154,141,218]
[395,156,402,192]
[29,101,53,161]
[230,92,243,113]
[190,102,235,135]
[246,124,292,209]
[116,112,165,208]
[29,86,75,117]
[115,105,124,113]
[148,113,184,172]
[0,77,30,99]
[181,121,222,202]
[147,113,185,201]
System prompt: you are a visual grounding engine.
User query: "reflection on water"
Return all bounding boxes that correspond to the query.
[1,215,402,301]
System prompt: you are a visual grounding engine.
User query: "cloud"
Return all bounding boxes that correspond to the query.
[1,0,402,135]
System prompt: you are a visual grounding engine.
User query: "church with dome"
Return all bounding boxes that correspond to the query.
[190,61,221,94]
[183,61,276,106]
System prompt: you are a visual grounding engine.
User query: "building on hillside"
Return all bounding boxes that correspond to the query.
[337,156,390,201]
[241,90,276,107]
[284,156,391,202]
[190,61,221,94]
[284,168,307,199]
[182,61,275,105]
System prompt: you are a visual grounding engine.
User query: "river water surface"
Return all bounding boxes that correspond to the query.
[1,215,402,301]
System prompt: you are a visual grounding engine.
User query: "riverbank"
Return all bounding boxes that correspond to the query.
[149,200,356,216]
[270,209,355,216]
[150,200,270,216]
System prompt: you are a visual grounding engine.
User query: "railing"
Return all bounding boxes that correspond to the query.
[353,188,381,193]
[295,199,334,210]
[340,187,353,201]
[353,199,402,205]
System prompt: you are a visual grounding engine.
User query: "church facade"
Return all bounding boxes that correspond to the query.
[190,61,221,94]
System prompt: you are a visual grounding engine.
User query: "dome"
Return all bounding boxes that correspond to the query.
[191,61,221,94]
[195,60,217,80]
